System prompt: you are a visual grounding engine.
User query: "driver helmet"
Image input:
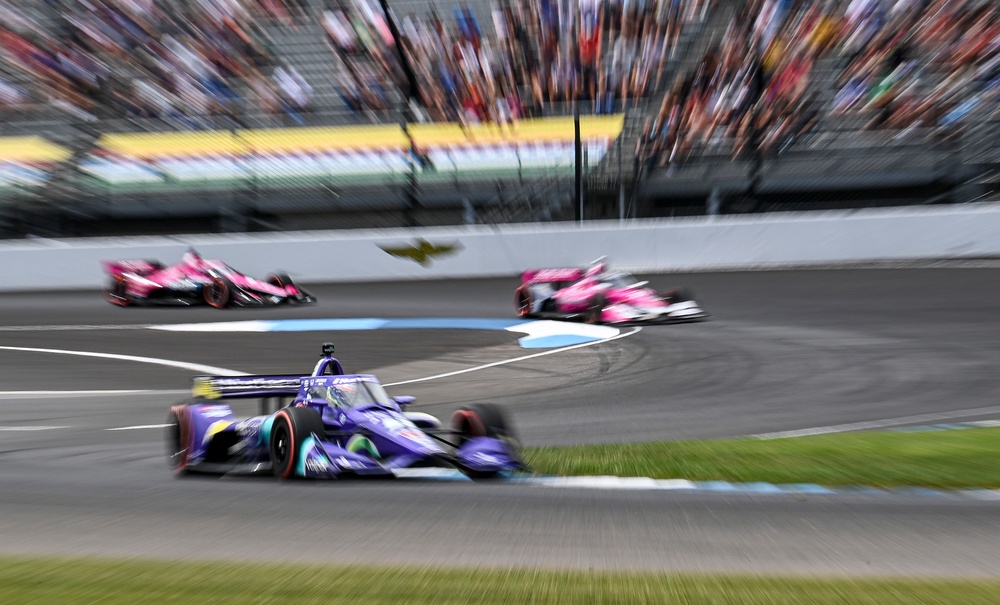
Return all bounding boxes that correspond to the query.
[584,261,608,279]
[181,249,203,269]
[323,386,346,408]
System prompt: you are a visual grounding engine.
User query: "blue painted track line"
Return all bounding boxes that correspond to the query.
[391,470,1000,500]
[149,317,622,349]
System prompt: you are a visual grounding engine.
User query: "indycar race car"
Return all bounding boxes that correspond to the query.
[167,343,524,480]
[102,249,315,308]
[514,259,708,324]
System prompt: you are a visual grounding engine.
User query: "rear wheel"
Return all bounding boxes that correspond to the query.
[104,275,132,306]
[515,287,533,318]
[166,404,191,474]
[269,406,325,480]
[204,276,234,308]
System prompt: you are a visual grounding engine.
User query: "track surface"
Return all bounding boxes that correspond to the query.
[1,269,999,576]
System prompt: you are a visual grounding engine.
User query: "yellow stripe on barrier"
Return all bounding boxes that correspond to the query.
[0,137,72,163]
[100,131,243,158]
[94,116,625,158]
[242,126,406,153]
[410,115,624,146]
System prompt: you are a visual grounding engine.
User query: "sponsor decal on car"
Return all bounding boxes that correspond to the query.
[471,452,501,466]
[235,417,263,439]
[305,456,330,474]
[526,268,583,283]
[193,376,302,399]
[198,405,234,418]
[115,260,158,273]
[346,435,380,459]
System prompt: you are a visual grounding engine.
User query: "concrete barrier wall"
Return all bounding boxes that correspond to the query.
[2,203,1000,291]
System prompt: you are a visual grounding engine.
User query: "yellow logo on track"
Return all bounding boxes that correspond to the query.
[378,239,463,267]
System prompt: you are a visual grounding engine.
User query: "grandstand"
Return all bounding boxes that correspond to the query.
[0,0,997,237]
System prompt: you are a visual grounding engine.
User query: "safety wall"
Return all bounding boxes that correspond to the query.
[2,203,1000,291]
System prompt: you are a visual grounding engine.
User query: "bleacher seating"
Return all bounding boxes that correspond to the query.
[0,0,997,235]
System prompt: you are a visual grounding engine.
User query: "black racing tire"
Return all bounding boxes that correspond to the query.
[661,288,693,304]
[166,403,192,475]
[267,272,292,289]
[267,272,314,304]
[515,287,533,318]
[584,294,607,324]
[451,403,520,479]
[451,403,517,447]
[204,275,235,308]
[269,406,325,480]
[104,275,132,306]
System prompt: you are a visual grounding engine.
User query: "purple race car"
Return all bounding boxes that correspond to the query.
[167,343,524,480]
[514,259,708,324]
[102,249,315,308]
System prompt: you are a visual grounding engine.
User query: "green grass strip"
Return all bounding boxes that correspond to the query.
[524,427,1000,489]
[1,555,998,604]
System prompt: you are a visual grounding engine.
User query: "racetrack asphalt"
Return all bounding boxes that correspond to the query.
[1,268,999,576]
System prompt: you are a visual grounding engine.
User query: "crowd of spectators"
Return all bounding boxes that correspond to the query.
[324,0,714,125]
[1,0,997,171]
[638,0,1000,170]
[0,0,313,126]
[832,0,999,134]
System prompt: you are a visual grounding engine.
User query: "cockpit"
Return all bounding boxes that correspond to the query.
[306,380,393,410]
[600,273,644,289]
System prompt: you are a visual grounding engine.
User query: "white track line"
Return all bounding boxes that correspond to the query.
[0,324,147,332]
[752,405,1000,439]
[106,424,172,431]
[0,389,188,399]
[0,327,640,433]
[382,327,642,386]
[0,346,247,376]
[0,426,69,431]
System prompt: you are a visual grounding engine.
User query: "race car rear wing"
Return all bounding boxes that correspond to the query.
[192,375,304,400]
[101,259,161,276]
[520,268,584,284]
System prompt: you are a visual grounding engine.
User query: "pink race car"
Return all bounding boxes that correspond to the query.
[514,260,707,324]
[102,249,315,308]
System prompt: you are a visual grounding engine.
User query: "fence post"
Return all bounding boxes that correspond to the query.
[618,127,625,221]
[574,103,582,223]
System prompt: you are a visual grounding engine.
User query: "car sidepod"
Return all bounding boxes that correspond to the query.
[354,409,449,469]
[296,436,390,478]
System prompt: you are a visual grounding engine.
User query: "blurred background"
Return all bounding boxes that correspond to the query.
[0,0,997,236]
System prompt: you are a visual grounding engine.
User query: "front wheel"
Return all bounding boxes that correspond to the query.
[267,272,314,303]
[584,294,606,324]
[269,406,325,480]
[204,276,234,308]
[451,403,520,479]
[661,288,693,304]
[451,403,518,447]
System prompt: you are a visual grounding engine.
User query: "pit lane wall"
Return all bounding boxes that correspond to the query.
[2,203,1000,291]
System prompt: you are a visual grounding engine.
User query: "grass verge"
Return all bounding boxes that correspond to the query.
[523,427,1000,489]
[2,555,999,604]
